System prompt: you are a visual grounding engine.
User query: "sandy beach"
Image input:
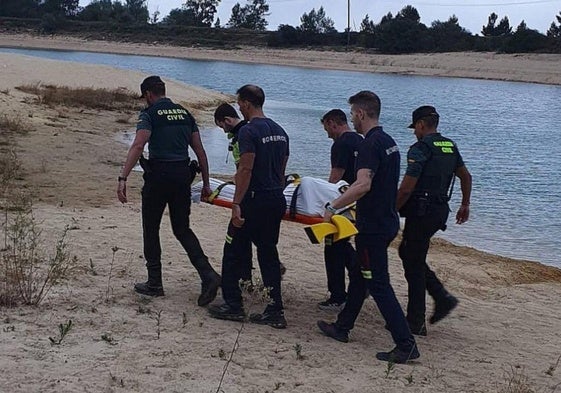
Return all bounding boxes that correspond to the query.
[1,51,561,393]
[1,32,561,85]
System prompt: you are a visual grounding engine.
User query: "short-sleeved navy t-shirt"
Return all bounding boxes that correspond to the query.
[355,126,400,236]
[331,131,363,184]
[238,117,289,192]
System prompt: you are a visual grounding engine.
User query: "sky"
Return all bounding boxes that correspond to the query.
[78,0,561,35]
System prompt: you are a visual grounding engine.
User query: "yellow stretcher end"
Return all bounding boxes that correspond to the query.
[331,215,358,242]
[304,222,337,244]
[304,215,358,244]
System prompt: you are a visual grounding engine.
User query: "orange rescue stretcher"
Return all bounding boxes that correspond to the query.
[192,176,358,243]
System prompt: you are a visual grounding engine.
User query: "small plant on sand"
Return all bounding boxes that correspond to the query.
[105,246,120,302]
[215,278,272,393]
[88,258,98,276]
[405,373,414,385]
[293,343,305,360]
[0,206,77,307]
[101,332,118,346]
[545,355,561,376]
[152,309,163,340]
[109,371,125,388]
[500,366,535,393]
[49,319,72,345]
[384,359,396,378]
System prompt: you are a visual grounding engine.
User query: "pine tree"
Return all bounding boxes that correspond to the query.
[227,0,269,30]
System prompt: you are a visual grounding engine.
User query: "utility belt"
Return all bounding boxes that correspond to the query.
[240,188,285,205]
[399,192,449,218]
[245,188,284,199]
[139,155,200,184]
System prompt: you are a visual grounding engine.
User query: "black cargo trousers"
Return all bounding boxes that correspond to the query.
[221,190,286,312]
[323,239,356,304]
[141,160,217,286]
[398,202,450,327]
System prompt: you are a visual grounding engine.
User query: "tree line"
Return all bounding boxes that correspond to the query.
[1,0,560,54]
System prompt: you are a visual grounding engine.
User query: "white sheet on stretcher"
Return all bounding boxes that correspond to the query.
[192,176,350,217]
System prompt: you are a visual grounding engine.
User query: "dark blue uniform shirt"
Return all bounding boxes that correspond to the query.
[331,131,363,184]
[238,117,290,192]
[355,126,400,236]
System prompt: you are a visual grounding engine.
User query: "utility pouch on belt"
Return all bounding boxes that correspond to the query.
[139,155,152,174]
[399,194,430,218]
[415,195,429,216]
[189,160,201,185]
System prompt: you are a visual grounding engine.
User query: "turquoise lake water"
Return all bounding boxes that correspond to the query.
[1,47,560,267]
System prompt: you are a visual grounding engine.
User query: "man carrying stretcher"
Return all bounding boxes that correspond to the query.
[208,85,290,329]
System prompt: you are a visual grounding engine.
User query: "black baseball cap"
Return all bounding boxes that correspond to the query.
[408,105,439,128]
[140,75,165,97]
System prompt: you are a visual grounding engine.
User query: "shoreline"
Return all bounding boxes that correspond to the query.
[1,32,561,85]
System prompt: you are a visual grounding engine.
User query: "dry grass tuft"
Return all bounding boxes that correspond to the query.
[16,83,140,111]
[0,149,21,189]
[0,114,31,134]
[499,367,535,393]
[115,115,132,124]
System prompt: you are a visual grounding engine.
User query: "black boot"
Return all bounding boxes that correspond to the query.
[134,268,164,297]
[317,320,349,343]
[249,306,287,329]
[134,282,164,297]
[198,271,221,306]
[406,316,428,336]
[408,323,427,336]
[430,294,458,324]
[208,303,245,321]
[376,346,420,364]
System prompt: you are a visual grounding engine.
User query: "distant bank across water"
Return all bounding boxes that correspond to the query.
[0,34,560,85]
[1,46,560,269]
